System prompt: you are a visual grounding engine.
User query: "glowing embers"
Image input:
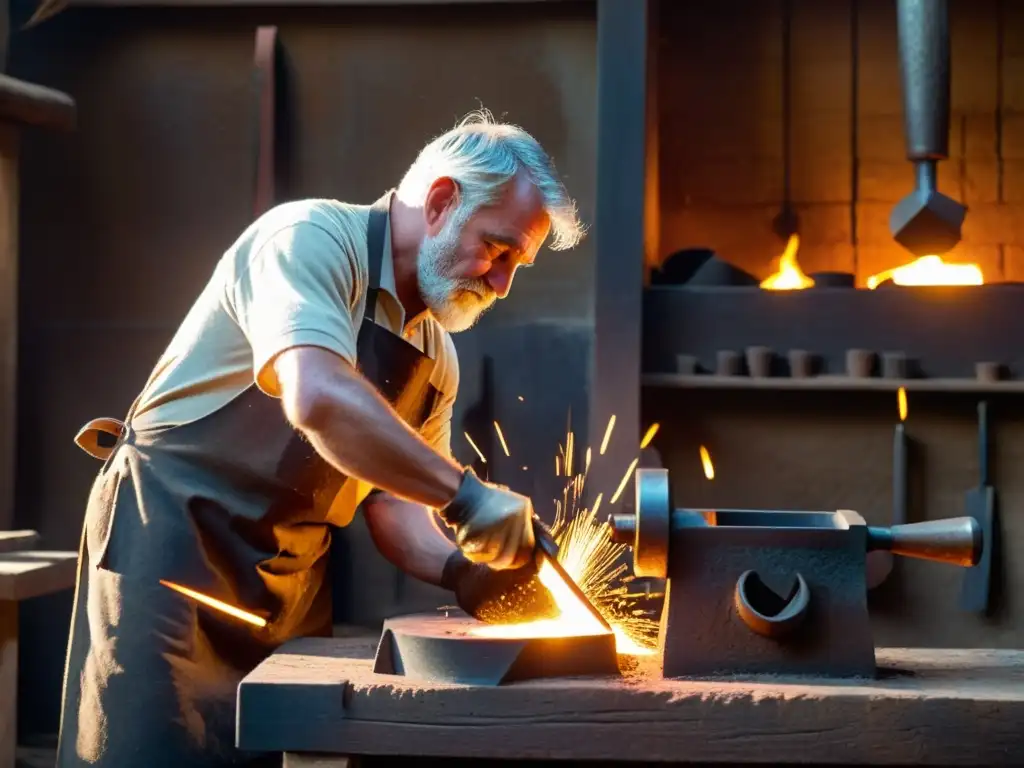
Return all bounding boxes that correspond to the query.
[372,613,621,686]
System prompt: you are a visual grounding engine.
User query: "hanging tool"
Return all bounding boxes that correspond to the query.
[960,401,997,613]
[533,516,613,633]
[252,26,279,218]
[890,0,966,257]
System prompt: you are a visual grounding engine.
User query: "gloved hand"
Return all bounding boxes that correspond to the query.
[441,549,559,624]
[438,468,536,570]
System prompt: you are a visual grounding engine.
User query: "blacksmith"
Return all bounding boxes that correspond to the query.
[56,111,585,767]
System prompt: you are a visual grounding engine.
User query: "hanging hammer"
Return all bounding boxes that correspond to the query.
[889,0,966,257]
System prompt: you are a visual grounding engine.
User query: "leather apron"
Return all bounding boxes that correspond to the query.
[56,197,441,768]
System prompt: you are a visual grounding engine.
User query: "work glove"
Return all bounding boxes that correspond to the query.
[441,549,559,624]
[438,468,536,571]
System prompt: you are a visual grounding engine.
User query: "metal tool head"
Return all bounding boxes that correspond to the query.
[532,517,613,633]
[889,187,966,257]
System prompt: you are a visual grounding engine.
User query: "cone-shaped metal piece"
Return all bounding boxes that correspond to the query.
[867,517,982,567]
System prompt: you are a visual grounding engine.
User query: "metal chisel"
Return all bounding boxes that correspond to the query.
[532,516,613,633]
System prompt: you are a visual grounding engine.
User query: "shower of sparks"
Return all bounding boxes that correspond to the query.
[640,423,660,449]
[897,386,908,422]
[464,432,487,463]
[610,458,640,505]
[473,446,657,652]
[160,580,267,628]
[599,415,616,455]
[494,421,511,456]
[465,402,660,655]
[699,445,715,480]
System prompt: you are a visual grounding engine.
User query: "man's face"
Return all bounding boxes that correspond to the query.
[418,176,551,332]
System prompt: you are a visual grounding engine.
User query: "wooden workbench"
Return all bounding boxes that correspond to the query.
[0,549,78,768]
[236,635,1024,766]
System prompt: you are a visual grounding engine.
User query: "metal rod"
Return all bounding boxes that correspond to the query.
[896,0,951,160]
[978,400,990,486]
[893,423,908,527]
[915,159,938,195]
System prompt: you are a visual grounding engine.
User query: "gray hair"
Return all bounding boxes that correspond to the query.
[397,110,586,251]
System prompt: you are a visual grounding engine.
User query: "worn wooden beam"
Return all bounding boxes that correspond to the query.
[0,551,77,601]
[0,600,15,768]
[589,0,651,516]
[238,636,1024,764]
[0,75,74,132]
[283,755,355,768]
[0,531,38,554]
[68,0,574,6]
[0,124,16,534]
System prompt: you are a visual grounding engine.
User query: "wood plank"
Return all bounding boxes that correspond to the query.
[0,75,74,132]
[0,531,39,554]
[283,755,353,768]
[0,124,15,533]
[69,0,573,5]
[237,637,1024,764]
[0,601,14,768]
[0,551,77,601]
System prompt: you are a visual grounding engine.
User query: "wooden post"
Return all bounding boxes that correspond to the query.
[590,0,655,514]
[0,123,17,533]
[0,76,74,532]
[0,599,14,768]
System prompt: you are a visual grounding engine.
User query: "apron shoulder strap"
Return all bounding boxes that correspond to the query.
[364,196,390,322]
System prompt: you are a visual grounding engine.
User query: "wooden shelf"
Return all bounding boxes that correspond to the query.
[642,373,1024,394]
[0,551,77,601]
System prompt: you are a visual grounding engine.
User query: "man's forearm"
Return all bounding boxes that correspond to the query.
[286,354,463,509]
[363,492,456,586]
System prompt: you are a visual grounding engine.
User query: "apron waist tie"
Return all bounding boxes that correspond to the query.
[74,417,127,461]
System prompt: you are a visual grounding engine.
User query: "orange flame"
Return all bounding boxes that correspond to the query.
[699,445,715,479]
[866,254,983,289]
[897,387,908,422]
[760,235,814,291]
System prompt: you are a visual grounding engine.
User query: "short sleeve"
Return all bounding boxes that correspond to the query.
[420,331,460,459]
[229,222,363,396]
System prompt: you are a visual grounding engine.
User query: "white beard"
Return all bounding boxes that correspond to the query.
[416,206,496,332]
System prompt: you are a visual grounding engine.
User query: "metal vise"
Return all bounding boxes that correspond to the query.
[608,469,982,679]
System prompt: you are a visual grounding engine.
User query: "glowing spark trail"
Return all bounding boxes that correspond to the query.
[494,421,511,457]
[464,432,487,463]
[160,580,267,628]
[640,423,660,449]
[610,458,640,505]
[600,415,616,455]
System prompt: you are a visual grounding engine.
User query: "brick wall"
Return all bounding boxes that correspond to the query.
[656,0,1022,286]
